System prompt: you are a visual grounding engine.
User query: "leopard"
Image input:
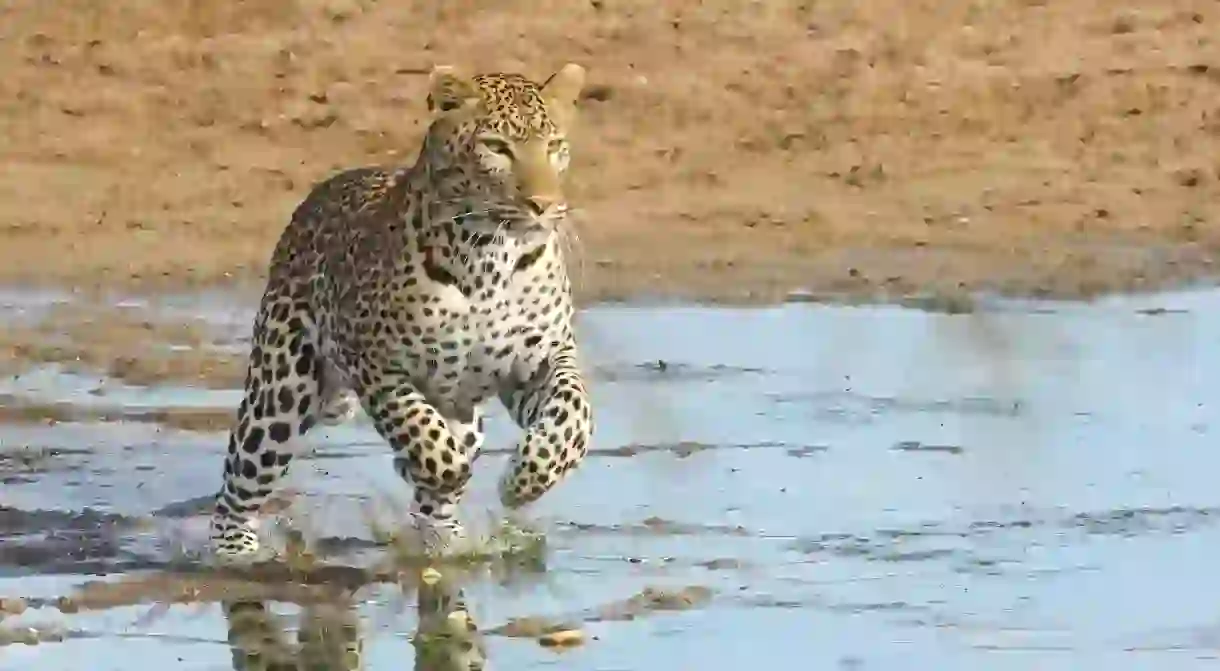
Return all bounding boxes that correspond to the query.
[223,575,486,671]
[208,62,595,563]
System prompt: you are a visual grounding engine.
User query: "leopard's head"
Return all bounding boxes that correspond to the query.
[420,64,586,238]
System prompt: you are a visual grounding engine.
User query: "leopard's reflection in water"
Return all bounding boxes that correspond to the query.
[222,572,487,671]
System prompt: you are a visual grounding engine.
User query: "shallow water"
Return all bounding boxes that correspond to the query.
[0,287,1217,670]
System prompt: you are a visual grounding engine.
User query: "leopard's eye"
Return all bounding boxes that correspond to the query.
[547,138,567,154]
[480,138,513,158]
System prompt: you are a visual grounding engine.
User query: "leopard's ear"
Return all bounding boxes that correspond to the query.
[541,63,586,109]
[427,65,479,113]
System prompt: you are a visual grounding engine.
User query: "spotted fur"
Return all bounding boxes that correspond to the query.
[223,576,484,671]
[209,63,594,561]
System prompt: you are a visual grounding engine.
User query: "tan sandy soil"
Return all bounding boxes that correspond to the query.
[1,0,1219,385]
[2,0,1219,301]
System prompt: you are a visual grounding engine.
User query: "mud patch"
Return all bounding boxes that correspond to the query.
[592,360,768,384]
[891,440,965,455]
[0,302,245,388]
[786,505,1220,572]
[596,441,804,458]
[0,396,233,433]
[0,446,92,484]
[0,506,153,577]
[493,585,714,639]
[558,517,751,539]
[771,391,1024,426]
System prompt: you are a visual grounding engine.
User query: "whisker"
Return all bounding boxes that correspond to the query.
[432,207,495,229]
[558,208,588,294]
[493,219,509,245]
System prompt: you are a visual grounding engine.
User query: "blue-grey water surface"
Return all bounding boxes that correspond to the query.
[0,287,1216,670]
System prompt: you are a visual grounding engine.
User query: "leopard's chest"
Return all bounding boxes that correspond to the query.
[406,276,556,407]
[326,233,570,406]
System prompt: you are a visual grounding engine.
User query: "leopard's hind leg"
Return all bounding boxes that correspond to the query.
[210,289,325,562]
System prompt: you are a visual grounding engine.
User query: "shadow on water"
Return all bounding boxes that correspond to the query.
[1,287,1219,669]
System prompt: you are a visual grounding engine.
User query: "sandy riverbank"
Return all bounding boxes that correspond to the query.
[1,1,1219,384]
[2,0,1218,303]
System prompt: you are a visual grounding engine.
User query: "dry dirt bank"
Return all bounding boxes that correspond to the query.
[2,0,1219,302]
[1,0,1219,384]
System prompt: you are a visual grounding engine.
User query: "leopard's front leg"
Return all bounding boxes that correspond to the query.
[359,371,475,556]
[498,338,593,509]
